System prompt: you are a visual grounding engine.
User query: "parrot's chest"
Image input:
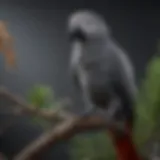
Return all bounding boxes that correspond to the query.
[78,61,114,107]
[88,78,112,107]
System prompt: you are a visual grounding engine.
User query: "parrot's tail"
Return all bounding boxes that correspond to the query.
[108,123,141,160]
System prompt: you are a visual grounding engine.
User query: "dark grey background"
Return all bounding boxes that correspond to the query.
[0,0,159,159]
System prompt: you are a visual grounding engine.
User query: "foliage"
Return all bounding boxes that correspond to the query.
[135,55,160,148]
[27,84,54,109]
[0,21,17,69]
[26,84,60,128]
[70,132,115,160]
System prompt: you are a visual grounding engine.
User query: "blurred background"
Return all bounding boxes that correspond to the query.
[0,0,160,159]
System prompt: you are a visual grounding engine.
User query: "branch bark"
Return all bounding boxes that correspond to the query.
[14,115,126,160]
[0,87,126,160]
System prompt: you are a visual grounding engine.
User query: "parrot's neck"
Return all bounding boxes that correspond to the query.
[81,39,108,63]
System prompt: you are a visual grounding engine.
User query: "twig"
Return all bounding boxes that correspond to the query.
[0,86,72,121]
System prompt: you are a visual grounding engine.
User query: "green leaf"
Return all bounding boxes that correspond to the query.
[26,84,60,127]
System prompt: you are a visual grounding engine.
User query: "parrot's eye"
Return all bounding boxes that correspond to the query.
[69,28,87,43]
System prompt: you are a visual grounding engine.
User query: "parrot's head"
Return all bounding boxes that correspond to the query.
[67,10,111,43]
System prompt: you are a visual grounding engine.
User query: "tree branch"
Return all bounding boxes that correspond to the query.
[0,87,126,160]
[0,86,72,121]
[14,115,126,160]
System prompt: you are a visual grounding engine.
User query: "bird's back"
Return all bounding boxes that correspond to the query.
[80,39,136,110]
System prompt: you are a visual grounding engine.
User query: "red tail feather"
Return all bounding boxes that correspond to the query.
[108,123,141,160]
